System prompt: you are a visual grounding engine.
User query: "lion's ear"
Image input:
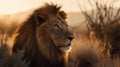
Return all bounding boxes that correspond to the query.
[34,12,49,25]
[59,11,67,19]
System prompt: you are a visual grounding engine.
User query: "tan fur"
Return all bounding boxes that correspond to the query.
[12,3,73,67]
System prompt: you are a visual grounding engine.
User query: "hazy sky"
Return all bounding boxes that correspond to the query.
[0,0,120,14]
[0,0,80,14]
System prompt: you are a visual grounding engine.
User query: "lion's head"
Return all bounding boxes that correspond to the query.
[12,3,74,67]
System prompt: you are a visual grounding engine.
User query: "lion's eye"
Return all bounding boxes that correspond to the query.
[54,24,60,30]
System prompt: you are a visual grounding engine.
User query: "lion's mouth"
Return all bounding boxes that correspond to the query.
[57,44,71,52]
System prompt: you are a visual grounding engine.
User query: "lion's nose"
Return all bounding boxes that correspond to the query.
[67,35,74,41]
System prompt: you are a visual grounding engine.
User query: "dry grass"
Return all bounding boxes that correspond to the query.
[80,2,120,57]
[0,35,29,67]
[69,32,120,67]
[1,1,120,67]
[68,1,120,67]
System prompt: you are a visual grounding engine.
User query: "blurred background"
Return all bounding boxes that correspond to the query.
[1,1,120,67]
[0,0,120,26]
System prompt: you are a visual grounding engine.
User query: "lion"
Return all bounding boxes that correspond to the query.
[12,3,74,67]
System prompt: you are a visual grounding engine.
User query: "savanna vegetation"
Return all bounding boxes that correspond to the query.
[0,1,120,67]
[69,1,120,67]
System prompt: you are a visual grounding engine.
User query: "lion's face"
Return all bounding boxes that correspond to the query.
[48,16,73,52]
[36,11,74,53]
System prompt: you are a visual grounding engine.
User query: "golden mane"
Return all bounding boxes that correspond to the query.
[12,3,73,67]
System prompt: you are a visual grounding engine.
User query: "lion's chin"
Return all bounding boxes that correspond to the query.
[58,45,71,52]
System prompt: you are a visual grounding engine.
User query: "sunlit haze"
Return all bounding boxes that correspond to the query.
[0,0,80,14]
[0,0,120,14]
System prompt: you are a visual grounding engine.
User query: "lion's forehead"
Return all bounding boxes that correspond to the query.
[51,15,67,25]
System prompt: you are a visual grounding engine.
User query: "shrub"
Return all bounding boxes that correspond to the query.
[81,2,120,57]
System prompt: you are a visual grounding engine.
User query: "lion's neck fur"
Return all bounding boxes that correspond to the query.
[12,16,68,67]
[30,49,68,67]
